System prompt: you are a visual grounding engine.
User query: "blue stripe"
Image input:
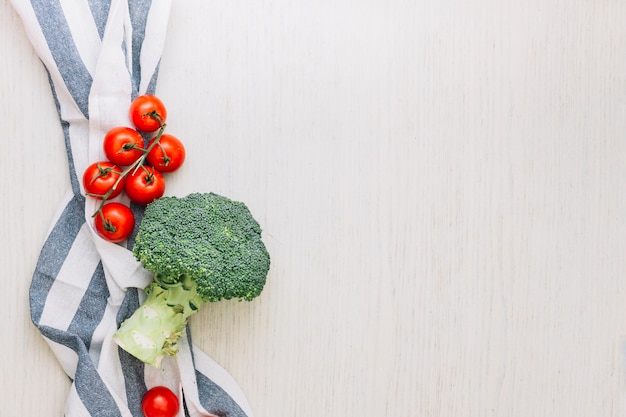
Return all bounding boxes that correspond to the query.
[128,0,153,95]
[37,325,82,364]
[122,34,134,97]
[88,0,112,39]
[29,271,55,328]
[47,70,82,195]
[116,286,141,326]
[37,325,123,416]
[30,0,92,118]
[119,347,148,417]
[118,348,148,417]
[127,201,146,247]
[30,195,86,324]
[75,353,124,417]
[117,288,148,417]
[67,263,109,350]
[33,195,85,278]
[186,333,247,417]
[145,60,161,95]
[195,371,247,417]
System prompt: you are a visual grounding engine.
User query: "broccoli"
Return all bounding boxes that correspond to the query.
[113,192,270,367]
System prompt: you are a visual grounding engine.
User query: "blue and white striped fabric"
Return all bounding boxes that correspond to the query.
[10,1,256,416]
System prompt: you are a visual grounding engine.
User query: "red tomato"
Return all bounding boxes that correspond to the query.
[146,134,186,173]
[142,386,179,417]
[103,126,144,166]
[94,202,135,243]
[129,94,167,133]
[125,166,166,205]
[83,161,124,199]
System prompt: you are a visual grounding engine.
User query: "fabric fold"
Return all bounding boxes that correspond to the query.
[11,1,256,416]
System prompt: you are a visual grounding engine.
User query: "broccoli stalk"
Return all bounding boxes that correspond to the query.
[113,192,270,367]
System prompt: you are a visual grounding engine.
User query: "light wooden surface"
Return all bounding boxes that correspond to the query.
[2,1,626,416]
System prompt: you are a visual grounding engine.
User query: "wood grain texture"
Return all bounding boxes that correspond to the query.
[2,0,626,416]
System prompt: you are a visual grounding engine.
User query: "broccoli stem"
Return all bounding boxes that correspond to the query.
[113,275,203,368]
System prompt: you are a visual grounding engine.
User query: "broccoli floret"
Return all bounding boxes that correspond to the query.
[113,192,270,367]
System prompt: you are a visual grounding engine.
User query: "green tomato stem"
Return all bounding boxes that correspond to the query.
[91,120,167,220]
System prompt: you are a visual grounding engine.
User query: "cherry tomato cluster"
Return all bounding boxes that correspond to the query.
[142,386,179,417]
[84,95,186,243]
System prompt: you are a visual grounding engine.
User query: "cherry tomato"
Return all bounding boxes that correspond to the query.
[141,386,179,417]
[129,94,167,133]
[103,126,144,166]
[83,161,124,199]
[94,202,135,243]
[125,166,166,205]
[146,134,186,173]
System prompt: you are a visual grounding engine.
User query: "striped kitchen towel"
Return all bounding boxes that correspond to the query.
[10,1,255,416]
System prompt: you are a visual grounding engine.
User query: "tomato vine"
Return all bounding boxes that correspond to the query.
[85,95,186,242]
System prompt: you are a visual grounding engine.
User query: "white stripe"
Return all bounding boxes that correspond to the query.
[88,300,120,366]
[98,338,134,416]
[38,223,101,331]
[9,1,84,119]
[98,338,149,417]
[144,356,184,411]
[84,203,153,300]
[139,0,173,94]
[58,0,102,75]
[42,336,78,380]
[88,0,134,163]
[176,339,214,417]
